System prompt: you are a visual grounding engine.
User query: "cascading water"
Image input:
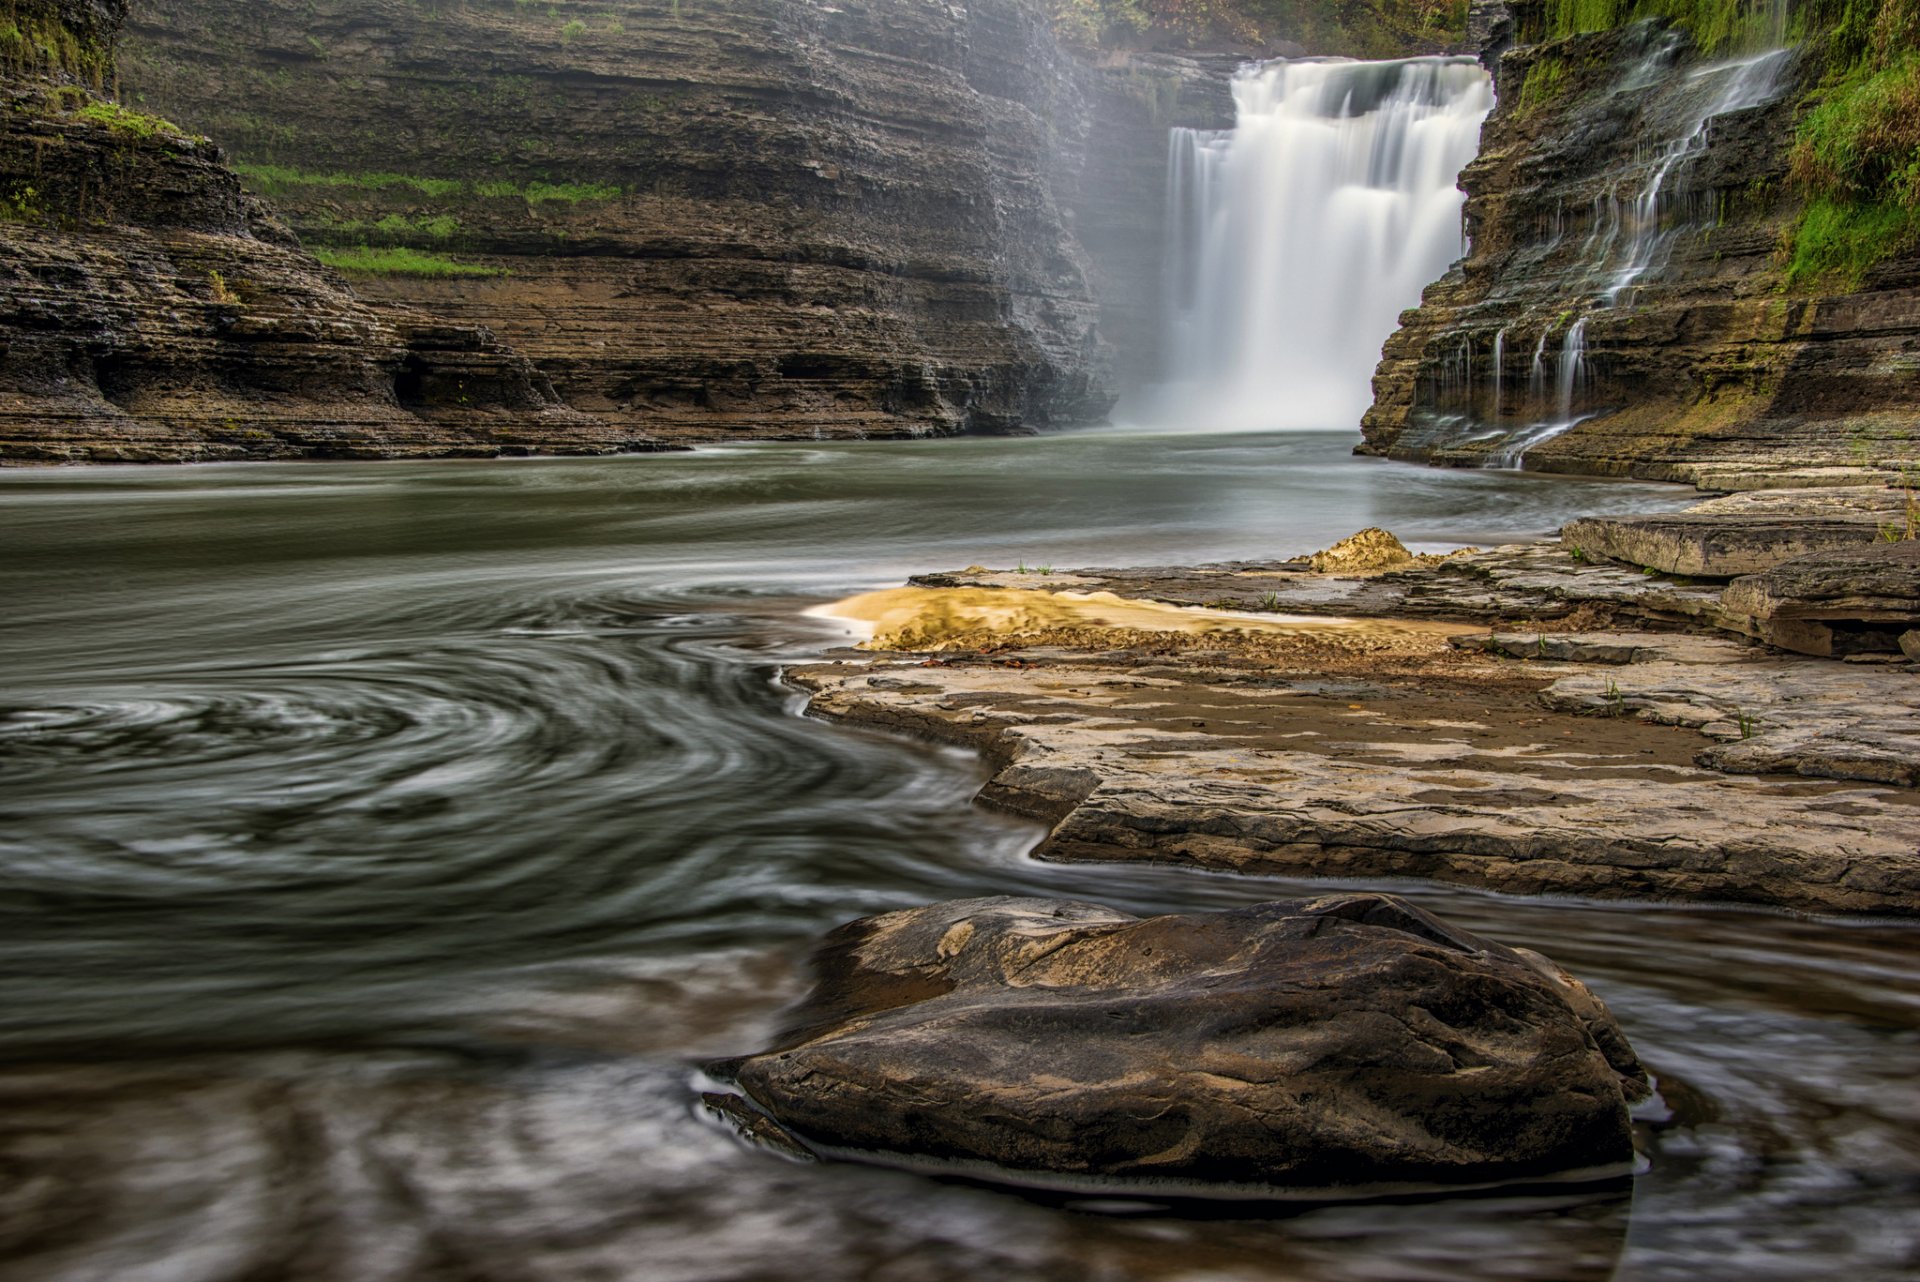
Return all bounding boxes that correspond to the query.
[1156,58,1493,431]
[1478,44,1792,467]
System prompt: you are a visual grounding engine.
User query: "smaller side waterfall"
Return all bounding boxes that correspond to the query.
[1489,326,1506,425]
[1155,58,1494,431]
[1478,44,1791,468]
[1555,318,1587,423]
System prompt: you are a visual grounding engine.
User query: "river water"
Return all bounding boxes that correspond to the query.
[0,431,1914,1282]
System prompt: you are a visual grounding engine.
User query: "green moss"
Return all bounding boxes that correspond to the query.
[522,179,622,203]
[1542,0,1782,52]
[311,245,505,278]
[232,164,621,205]
[1517,56,1571,114]
[231,164,465,199]
[0,3,111,87]
[1785,197,1919,289]
[75,98,186,141]
[1044,0,1468,55]
[0,181,39,222]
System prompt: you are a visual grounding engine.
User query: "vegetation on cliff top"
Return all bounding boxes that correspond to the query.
[1047,0,1469,57]
[1539,0,1788,53]
[1783,0,1920,287]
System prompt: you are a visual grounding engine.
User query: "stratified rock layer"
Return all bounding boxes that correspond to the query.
[1361,2,1920,482]
[717,893,1648,1196]
[0,1,651,462]
[122,0,1232,442]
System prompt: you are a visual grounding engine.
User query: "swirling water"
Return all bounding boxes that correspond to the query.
[0,431,1913,1282]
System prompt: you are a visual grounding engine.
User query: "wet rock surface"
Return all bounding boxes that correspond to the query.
[804,500,1920,915]
[713,892,1649,1196]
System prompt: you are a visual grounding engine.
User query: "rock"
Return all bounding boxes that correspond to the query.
[789,621,1920,915]
[1309,527,1415,574]
[1903,630,1920,663]
[1721,541,1920,656]
[1359,16,1920,483]
[1559,514,1883,578]
[0,5,657,463]
[716,893,1649,1197]
[119,0,1237,444]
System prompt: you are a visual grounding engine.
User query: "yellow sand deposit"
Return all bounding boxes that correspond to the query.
[809,586,1465,652]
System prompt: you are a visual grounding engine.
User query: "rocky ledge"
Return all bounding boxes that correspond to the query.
[0,0,661,463]
[1361,1,1920,482]
[121,0,1234,443]
[706,892,1648,1197]
[789,488,1920,917]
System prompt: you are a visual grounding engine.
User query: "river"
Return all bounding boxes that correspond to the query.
[1,431,1914,1282]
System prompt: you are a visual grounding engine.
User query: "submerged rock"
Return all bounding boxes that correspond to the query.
[712,893,1649,1198]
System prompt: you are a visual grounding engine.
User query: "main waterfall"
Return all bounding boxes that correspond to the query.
[1156,58,1492,431]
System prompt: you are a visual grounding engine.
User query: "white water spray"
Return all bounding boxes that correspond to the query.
[1157,58,1493,431]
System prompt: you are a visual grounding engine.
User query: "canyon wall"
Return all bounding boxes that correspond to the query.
[120,0,1232,443]
[1361,0,1920,485]
[0,0,648,462]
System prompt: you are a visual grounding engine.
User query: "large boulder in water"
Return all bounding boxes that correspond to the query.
[709,893,1650,1198]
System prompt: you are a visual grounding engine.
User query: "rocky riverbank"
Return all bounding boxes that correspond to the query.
[788,484,1920,916]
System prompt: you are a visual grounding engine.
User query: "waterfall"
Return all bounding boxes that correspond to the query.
[1556,318,1587,423]
[1599,48,1792,306]
[1156,57,1493,431]
[1490,326,1506,424]
[1484,45,1790,467]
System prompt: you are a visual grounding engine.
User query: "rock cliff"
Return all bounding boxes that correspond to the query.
[120,0,1233,443]
[1360,0,1920,483]
[0,0,654,462]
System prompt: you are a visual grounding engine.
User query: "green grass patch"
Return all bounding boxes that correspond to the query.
[232,164,466,199]
[1538,0,1800,51]
[1782,0,1920,289]
[1043,0,1468,55]
[522,180,623,203]
[311,245,505,278]
[233,163,622,205]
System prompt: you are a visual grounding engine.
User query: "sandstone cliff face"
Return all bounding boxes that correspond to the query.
[1361,1,1920,483]
[120,0,1230,443]
[0,0,649,462]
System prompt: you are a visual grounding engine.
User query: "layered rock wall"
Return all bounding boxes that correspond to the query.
[1361,0,1920,482]
[0,0,647,462]
[121,0,1232,442]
